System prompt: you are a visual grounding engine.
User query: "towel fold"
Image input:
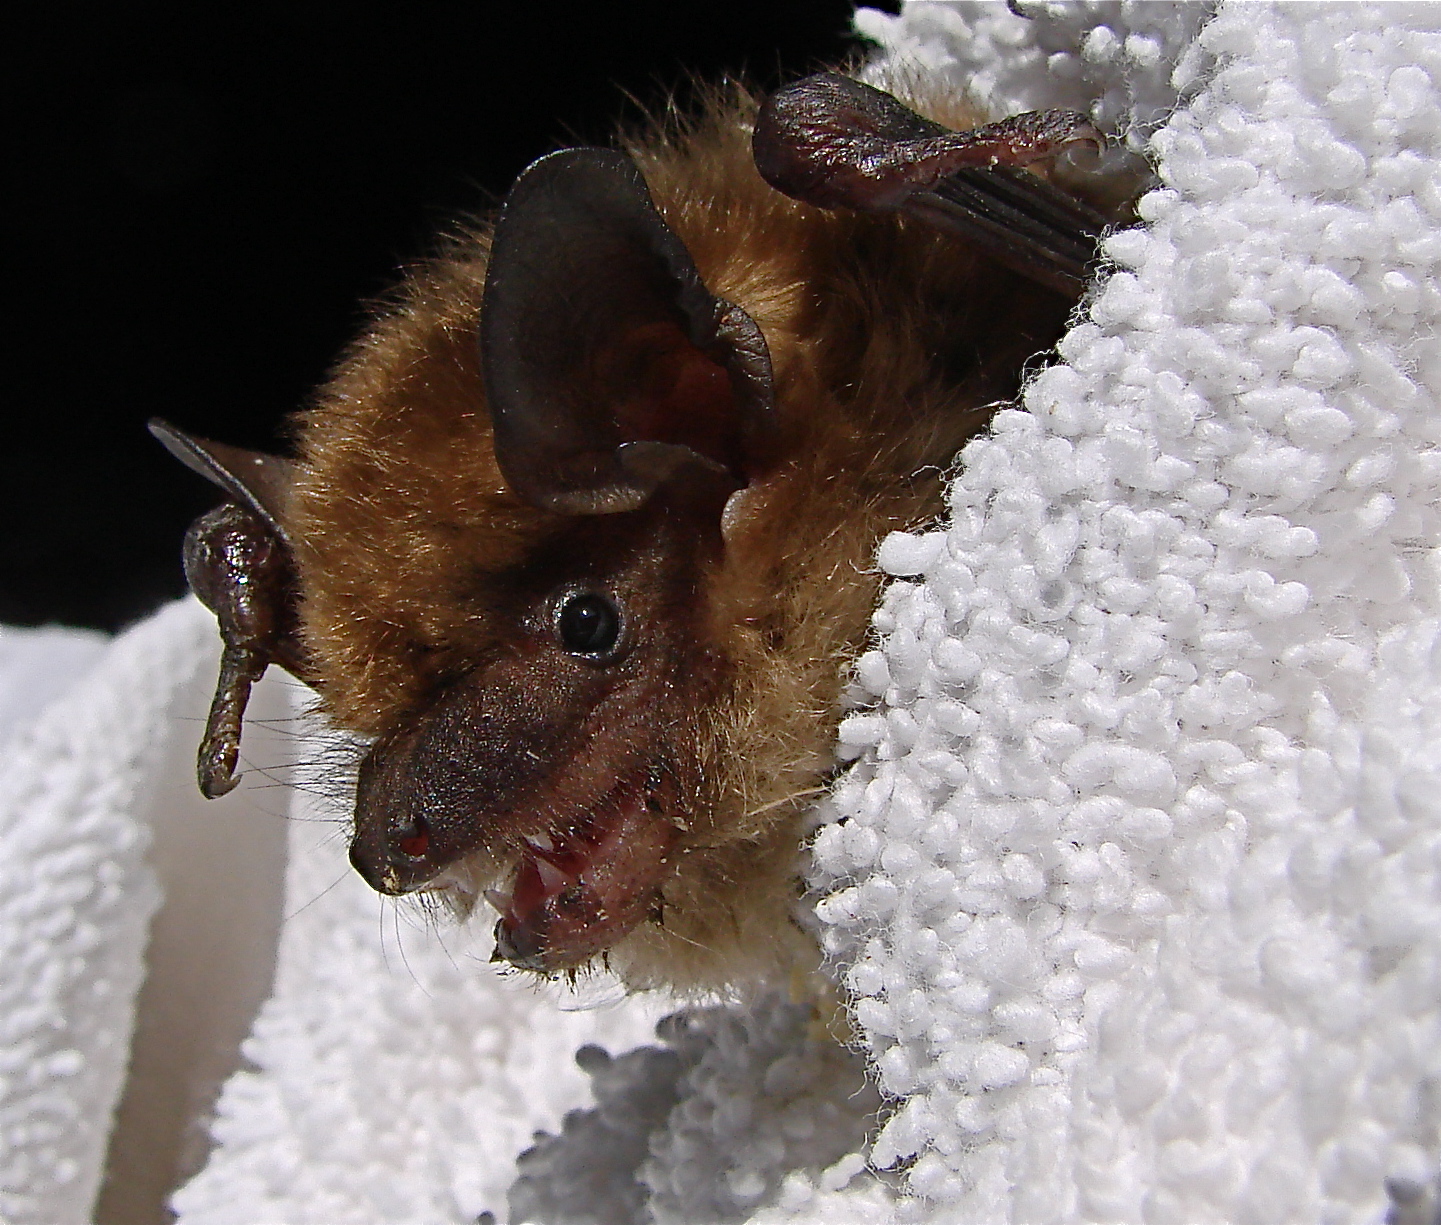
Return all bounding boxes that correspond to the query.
[0,603,205,1224]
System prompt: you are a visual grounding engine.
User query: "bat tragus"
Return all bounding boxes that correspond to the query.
[153,72,1116,991]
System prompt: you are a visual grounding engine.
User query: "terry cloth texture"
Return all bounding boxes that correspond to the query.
[813,1,1441,1222]
[0,604,202,1224]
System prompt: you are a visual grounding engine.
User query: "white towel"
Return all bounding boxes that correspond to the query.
[814,1,1441,1221]
[0,604,204,1225]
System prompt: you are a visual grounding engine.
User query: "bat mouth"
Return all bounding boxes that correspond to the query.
[485,766,679,974]
[349,670,695,972]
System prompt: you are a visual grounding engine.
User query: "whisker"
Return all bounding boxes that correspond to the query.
[378,900,393,978]
[285,868,352,923]
[394,903,432,998]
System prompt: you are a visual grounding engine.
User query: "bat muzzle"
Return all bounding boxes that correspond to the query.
[347,674,560,896]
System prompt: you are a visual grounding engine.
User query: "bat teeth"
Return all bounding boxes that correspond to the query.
[535,856,570,895]
[483,888,513,914]
[524,832,556,853]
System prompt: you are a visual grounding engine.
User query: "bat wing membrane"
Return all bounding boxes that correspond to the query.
[149,417,296,544]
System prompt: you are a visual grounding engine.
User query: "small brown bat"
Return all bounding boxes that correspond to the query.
[153,72,1108,991]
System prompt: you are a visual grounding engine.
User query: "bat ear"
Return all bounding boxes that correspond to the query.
[480,149,776,515]
[754,73,1107,296]
[148,417,296,545]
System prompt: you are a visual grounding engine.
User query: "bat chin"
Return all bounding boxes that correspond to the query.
[485,772,680,975]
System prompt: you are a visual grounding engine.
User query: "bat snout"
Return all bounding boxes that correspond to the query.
[349,720,494,895]
[343,637,704,971]
[348,673,569,896]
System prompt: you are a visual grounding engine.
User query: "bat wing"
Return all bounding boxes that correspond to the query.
[753,72,1107,296]
[149,417,296,544]
[150,418,307,796]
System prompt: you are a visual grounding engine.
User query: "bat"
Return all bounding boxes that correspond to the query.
[152,70,1112,991]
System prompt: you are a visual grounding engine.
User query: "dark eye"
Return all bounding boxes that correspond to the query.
[556,592,622,657]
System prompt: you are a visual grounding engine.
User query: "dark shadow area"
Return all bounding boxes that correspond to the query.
[508,996,882,1225]
[8,1,896,631]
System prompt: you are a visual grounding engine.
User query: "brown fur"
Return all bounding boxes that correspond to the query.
[287,80,1073,993]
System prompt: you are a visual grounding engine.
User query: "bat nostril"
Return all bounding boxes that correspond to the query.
[392,815,431,859]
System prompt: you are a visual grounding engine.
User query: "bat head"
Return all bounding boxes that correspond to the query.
[303,149,786,979]
[161,76,1099,990]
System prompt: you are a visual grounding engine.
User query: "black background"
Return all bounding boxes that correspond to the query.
[10,1,891,632]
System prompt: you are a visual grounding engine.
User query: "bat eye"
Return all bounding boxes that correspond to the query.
[556,592,622,658]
